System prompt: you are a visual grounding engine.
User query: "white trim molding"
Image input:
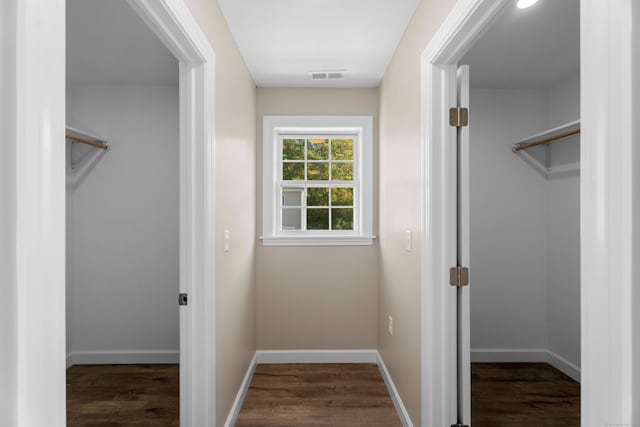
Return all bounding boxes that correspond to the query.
[224,354,257,427]
[420,1,509,426]
[581,0,637,424]
[377,354,414,427]
[255,349,378,364]
[15,0,67,425]
[66,350,180,368]
[125,2,217,426]
[262,116,374,246]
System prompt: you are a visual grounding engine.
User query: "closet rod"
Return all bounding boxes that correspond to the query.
[66,134,110,151]
[512,128,580,152]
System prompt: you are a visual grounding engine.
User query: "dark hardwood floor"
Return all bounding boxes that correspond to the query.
[235,363,402,427]
[472,363,580,427]
[65,362,579,427]
[66,364,179,427]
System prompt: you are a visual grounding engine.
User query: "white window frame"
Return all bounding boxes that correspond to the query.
[263,116,373,246]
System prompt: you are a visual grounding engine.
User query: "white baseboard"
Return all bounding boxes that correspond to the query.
[376,352,413,427]
[66,350,179,367]
[471,348,581,382]
[255,349,378,364]
[224,354,257,427]
[471,348,549,363]
[546,350,581,382]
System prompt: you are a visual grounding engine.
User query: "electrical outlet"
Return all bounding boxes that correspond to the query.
[388,315,394,336]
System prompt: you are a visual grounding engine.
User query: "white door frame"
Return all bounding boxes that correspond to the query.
[127,2,217,425]
[12,0,217,425]
[420,0,638,426]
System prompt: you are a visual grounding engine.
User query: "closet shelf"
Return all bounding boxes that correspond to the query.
[512,120,580,176]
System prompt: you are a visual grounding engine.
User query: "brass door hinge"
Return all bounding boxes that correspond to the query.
[449,266,469,287]
[449,107,469,127]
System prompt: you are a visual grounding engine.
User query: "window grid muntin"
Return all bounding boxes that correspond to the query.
[281,134,356,182]
[278,184,359,233]
[278,133,359,234]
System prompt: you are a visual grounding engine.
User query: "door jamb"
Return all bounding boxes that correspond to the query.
[420,2,509,424]
[421,0,638,425]
[126,1,217,425]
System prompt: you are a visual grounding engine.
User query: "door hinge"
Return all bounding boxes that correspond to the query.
[178,293,188,306]
[449,107,469,127]
[449,266,469,287]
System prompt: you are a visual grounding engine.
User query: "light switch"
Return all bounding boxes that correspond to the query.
[223,230,230,252]
[405,230,412,252]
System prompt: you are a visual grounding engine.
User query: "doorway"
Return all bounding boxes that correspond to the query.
[420,0,637,425]
[65,0,180,424]
[62,0,216,425]
[457,1,581,423]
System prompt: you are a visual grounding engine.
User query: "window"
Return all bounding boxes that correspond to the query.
[263,116,373,246]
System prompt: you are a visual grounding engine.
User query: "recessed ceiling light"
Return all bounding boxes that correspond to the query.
[517,0,539,9]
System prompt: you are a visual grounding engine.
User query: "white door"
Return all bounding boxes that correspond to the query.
[456,64,471,426]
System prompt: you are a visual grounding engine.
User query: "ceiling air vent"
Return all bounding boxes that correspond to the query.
[310,70,346,81]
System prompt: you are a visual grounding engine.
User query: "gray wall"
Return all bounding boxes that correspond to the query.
[469,88,550,351]
[66,84,179,362]
[633,2,640,421]
[469,75,580,374]
[0,0,17,424]
[545,75,580,369]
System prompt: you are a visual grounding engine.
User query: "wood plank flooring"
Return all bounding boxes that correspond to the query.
[66,364,179,427]
[472,363,580,426]
[235,363,402,427]
[65,362,579,426]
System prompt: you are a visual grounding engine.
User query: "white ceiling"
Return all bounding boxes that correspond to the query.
[66,0,178,85]
[461,0,580,89]
[218,0,421,88]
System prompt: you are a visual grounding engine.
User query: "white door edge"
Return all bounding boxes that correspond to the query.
[126,1,217,425]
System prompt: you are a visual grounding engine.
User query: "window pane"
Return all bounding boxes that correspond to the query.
[331,139,353,160]
[283,188,303,206]
[331,187,353,206]
[283,139,305,160]
[307,187,329,206]
[331,208,354,230]
[307,208,329,230]
[307,163,329,180]
[282,208,302,230]
[307,139,329,160]
[283,162,305,180]
[331,162,353,180]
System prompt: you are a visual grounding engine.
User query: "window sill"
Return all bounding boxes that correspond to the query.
[261,235,375,247]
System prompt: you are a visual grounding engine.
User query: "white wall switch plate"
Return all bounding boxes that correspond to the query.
[223,230,230,252]
[405,230,412,252]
